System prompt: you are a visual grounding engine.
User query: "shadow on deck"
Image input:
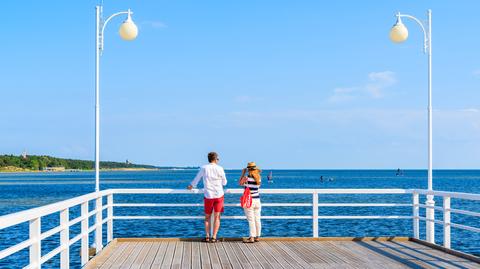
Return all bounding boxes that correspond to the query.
[85,237,480,269]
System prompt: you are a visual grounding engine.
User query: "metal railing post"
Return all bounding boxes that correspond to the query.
[81,202,89,266]
[443,196,451,248]
[60,209,70,268]
[29,217,41,269]
[426,194,435,243]
[95,197,103,253]
[412,192,419,239]
[313,191,319,238]
[107,194,113,243]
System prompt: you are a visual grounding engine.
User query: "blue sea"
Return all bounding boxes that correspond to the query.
[0,169,479,268]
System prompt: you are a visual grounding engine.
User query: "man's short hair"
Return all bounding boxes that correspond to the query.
[208,152,218,163]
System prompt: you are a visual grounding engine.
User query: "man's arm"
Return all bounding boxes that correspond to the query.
[221,168,227,186]
[187,168,204,190]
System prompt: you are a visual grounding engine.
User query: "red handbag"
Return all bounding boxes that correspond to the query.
[240,187,252,208]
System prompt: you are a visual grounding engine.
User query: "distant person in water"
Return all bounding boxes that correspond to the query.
[187,152,227,243]
[239,162,262,243]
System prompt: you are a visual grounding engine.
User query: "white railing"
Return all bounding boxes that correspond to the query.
[0,188,479,268]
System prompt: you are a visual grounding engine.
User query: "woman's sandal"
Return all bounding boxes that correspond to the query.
[254,237,260,242]
[210,237,218,243]
[202,237,210,243]
[243,237,255,243]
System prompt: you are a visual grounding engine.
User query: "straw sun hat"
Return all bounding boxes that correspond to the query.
[246,162,260,170]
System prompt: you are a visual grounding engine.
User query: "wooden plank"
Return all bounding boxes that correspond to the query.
[191,242,202,269]
[171,241,184,269]
[207,243,222,269]
[285,241,328,265]
[86,241,124,269]
[236,241,263,269]
[140,242,162,269]
[199,241,212,269]
[110,242,138,269]
[119,242,145,268]
[305,241,354,266]
[85,240,119,269]
[215,243,232,269]
[263,241,304,269]
[181,241,192,269]
[245,243,273,269]
[361,241,434,268]
[253,242,286,268]
[271,241,314,269]
[130,242,152,269]
[221,242,242,269]
[335,241,403,269]
[160,241,177,269]
[228,242,254,269]
[391,241,480,269]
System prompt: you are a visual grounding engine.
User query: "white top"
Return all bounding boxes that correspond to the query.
[190,163,227,198]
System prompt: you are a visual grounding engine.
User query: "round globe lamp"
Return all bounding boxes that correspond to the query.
[119,13,138,41]
[390,20,408,43]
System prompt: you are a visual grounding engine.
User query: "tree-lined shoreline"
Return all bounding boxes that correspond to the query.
[0,154,159,172]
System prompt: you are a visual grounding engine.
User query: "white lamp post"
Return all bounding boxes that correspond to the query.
[95,5,138,193]
[390,10,435,244]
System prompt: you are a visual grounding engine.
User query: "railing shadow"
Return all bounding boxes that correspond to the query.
[356,240,470,269]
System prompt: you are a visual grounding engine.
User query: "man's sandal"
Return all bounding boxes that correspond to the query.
[202,237,210,243]
[210,238,218,243]
[254,237,260,242]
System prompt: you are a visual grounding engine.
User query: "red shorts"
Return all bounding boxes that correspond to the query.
[204,196,224,214]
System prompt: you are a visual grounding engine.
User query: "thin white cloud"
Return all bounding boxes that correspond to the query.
[327,87,357,103]
[473,70,480,77]
[366,71,397,98]
[328,71,397,103]
[142,20,168,29]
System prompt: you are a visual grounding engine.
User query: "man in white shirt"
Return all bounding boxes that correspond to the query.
[187,152,227,242]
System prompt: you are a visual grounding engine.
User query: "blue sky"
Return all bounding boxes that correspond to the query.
[1,1,479,169]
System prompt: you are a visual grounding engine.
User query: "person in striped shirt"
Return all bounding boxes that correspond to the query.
[239,162,262,243]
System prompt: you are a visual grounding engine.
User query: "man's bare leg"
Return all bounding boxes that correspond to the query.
[212,212,221,239]
[204,214,211,238]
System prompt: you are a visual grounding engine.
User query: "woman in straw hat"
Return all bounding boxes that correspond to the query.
[239,162,262,243]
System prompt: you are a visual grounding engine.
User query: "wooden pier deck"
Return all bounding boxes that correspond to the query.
[85,238,480,269]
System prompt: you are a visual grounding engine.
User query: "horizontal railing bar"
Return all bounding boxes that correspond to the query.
[113,216,312,220]
[88,224,98,234]
[0,190,111,230]
[40,225,64,241]
[418,216,445,225]
[113,215,410,220]
[450,222,480,233]
[40,245,64,265]
[450,208,480,218]
[113,203,314,207]
[418,204,444,211]
[110,188,411,195]
[413,189,480,201]
[69,233,83,246]
[318,216,412,219]
[113,203,412,208]
[318,203,411,207]
[0,239,34,260]
[69,214,87,227]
